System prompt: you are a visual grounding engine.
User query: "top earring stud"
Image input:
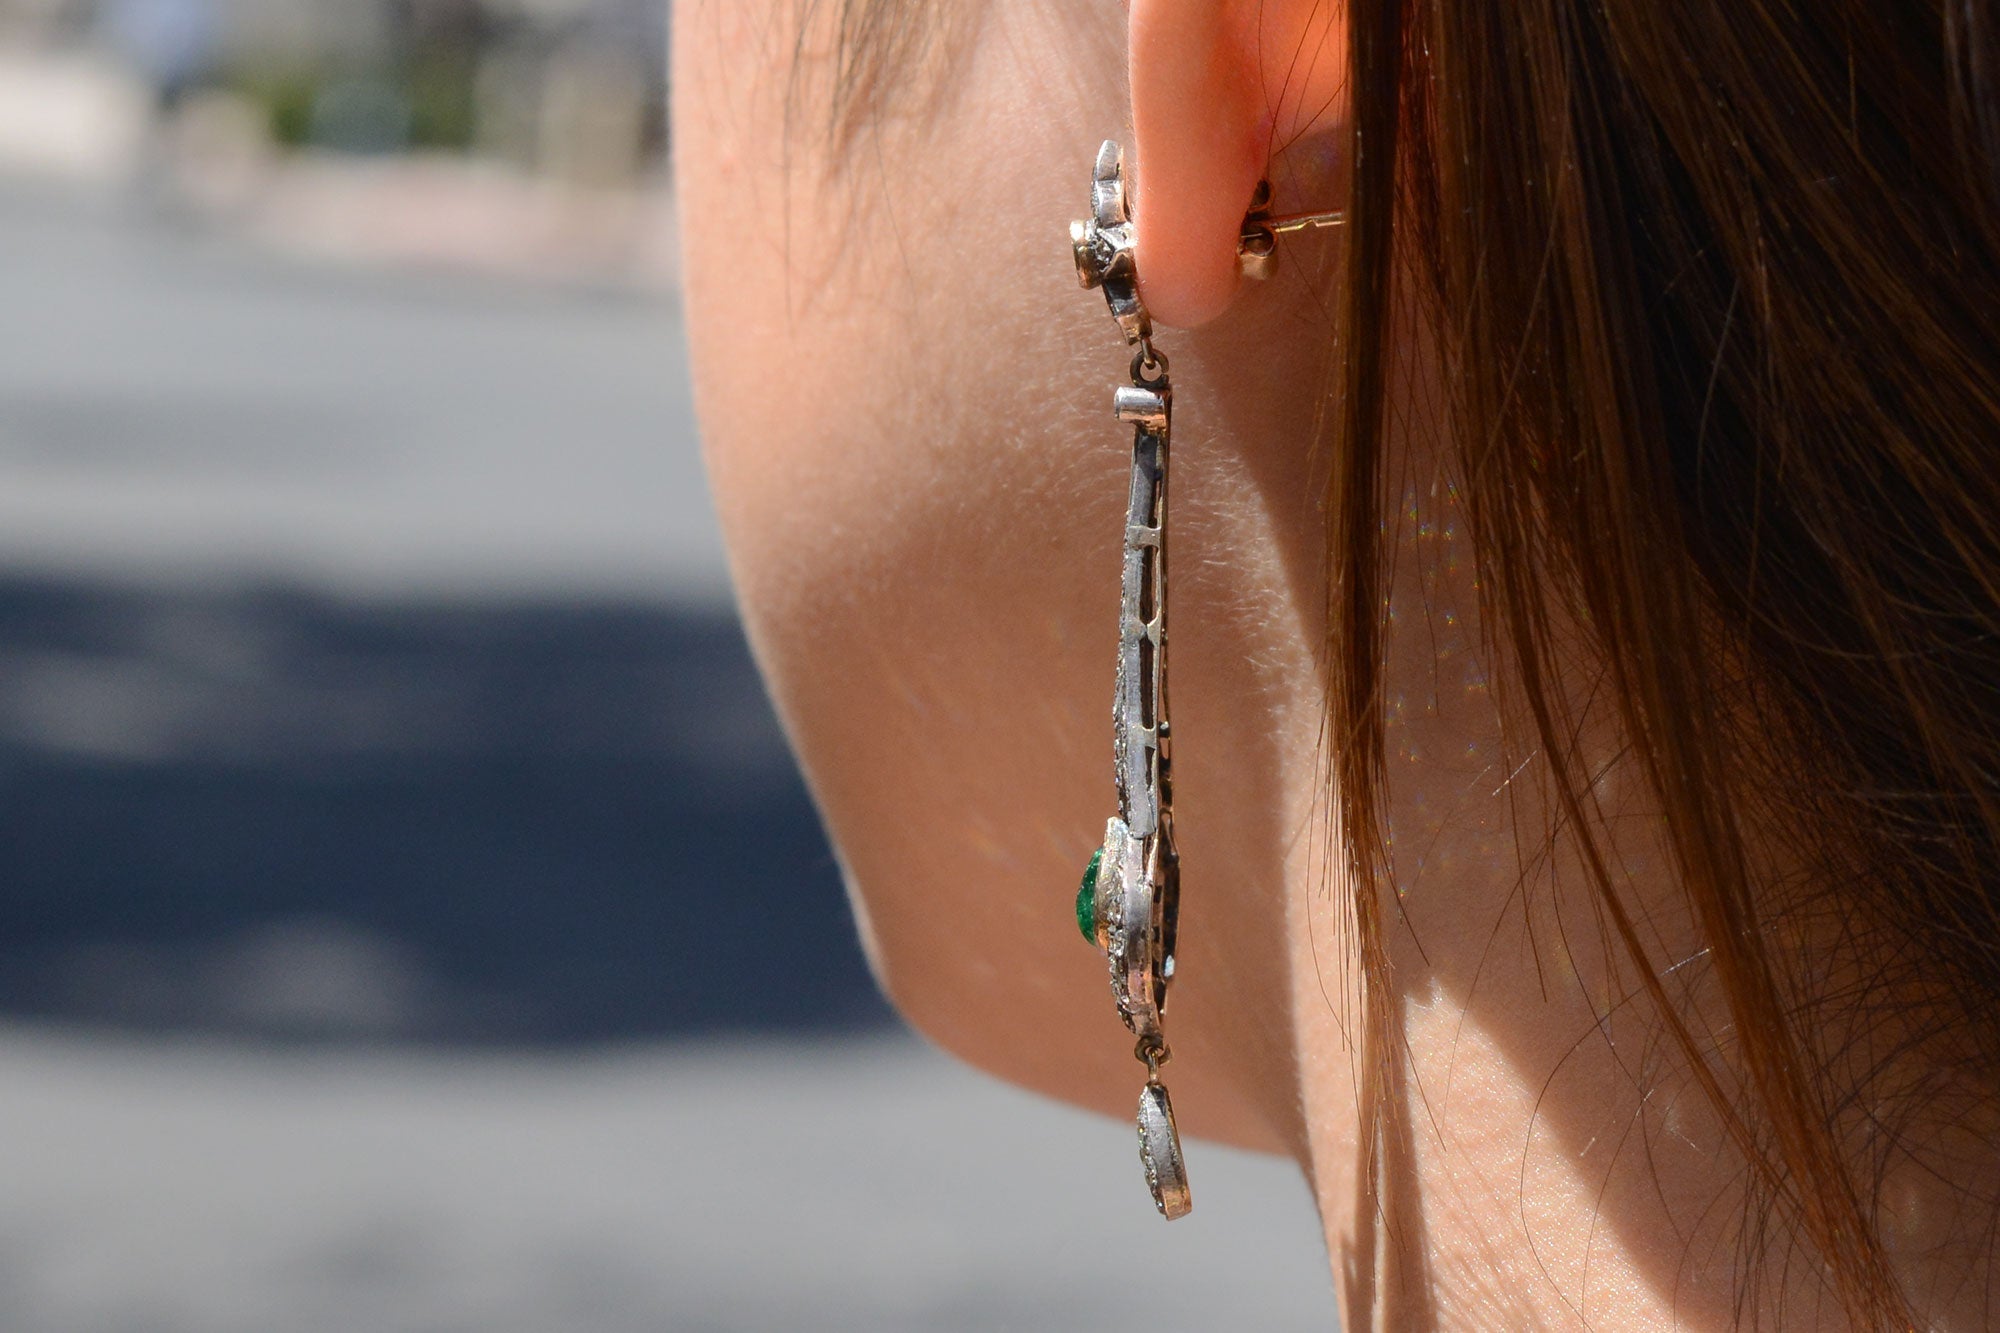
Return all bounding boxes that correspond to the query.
[1072,143,1347,313]
[1070,142,1150,343]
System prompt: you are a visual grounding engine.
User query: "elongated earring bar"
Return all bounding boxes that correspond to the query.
[1068,139,1190,1220]
[1067,144,1344,1220]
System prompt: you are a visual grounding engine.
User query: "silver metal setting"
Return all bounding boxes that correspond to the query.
[1138,1079,1192,1220]
[1094,814,1166,1040]
[1072,139,1188,1220]
[1071,142,1150,345]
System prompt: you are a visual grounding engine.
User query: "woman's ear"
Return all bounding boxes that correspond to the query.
[1129,0,1349,329]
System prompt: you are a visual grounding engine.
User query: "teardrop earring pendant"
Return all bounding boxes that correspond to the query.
[1066,141,1342,1220]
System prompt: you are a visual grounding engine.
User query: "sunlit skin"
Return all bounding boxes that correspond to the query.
[673,2,1989,1326]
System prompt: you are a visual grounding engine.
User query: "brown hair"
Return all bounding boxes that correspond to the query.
[1340,0,2000,1323]
[816,0,2000,1323]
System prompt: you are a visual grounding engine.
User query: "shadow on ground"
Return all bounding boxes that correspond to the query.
[0,575,893,1042]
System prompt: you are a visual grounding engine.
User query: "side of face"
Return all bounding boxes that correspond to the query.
[671,1,1347,1155]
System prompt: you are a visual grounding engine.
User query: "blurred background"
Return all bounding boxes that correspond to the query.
[0,2,1335,1329]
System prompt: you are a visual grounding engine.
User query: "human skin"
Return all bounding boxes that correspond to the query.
[672,2,1985,1326]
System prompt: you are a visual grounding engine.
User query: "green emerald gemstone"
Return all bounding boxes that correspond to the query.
[1075,847,1103,944]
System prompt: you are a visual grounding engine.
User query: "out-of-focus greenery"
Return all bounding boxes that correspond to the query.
[227,58,478,153]
[228,68,317,148]
[403,56,477,150]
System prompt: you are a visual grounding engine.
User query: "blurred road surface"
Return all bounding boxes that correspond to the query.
[0,180,721,600]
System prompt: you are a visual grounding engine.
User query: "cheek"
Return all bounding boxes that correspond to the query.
[690,227,1111,916]
[675,38,1151,1116]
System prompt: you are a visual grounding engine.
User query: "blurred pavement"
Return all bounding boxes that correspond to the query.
[0,1031,1335,1333]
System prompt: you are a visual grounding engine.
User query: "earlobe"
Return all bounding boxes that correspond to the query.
[1128,0,1350,330]
[1128,1,1266,330]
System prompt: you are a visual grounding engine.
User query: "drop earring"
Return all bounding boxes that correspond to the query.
[1067,141,1342,1220]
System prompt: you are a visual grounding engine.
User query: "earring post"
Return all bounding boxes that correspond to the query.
[1235,206,1346,279]
[1253,209,1347,235]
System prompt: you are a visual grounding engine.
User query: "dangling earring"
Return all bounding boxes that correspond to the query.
[1067,141,1343,1220]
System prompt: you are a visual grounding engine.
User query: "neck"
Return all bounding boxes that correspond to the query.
[1285,319,2000,1330]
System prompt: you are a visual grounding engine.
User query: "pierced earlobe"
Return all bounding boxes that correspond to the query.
[1128,0,1350,324]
